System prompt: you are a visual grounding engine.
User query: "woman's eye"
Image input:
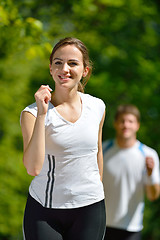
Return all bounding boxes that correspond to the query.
[55,61,62,65]
[69,62,78,66]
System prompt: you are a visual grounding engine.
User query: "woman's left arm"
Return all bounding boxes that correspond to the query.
[97,111,106,181]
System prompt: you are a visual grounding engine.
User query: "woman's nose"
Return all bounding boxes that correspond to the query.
[62,63,69,72]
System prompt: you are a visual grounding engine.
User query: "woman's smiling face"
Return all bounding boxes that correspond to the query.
[49,44,88,90]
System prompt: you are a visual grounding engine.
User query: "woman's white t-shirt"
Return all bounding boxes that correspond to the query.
[21,92,105,209]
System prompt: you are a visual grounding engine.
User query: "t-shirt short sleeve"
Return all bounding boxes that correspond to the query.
[20,102,37,125]
[85,93,106,122]
[98,98,106,121]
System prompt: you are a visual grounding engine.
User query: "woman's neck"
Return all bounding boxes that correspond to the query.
[51,88,80,106]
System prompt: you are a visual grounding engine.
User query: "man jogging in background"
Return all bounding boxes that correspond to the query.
[103,104,159,240]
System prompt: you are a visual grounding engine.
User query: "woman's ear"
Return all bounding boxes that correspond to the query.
[82,67,89,78]
[49,64,52,76]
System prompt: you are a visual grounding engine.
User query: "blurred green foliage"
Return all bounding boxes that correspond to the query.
[0,0,160,239]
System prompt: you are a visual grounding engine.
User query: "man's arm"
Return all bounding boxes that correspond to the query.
[145,156,159,201]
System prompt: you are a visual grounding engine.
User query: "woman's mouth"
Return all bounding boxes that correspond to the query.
[58,75,71,81]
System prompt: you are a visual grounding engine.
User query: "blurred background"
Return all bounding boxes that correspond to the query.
[0,0,160,239]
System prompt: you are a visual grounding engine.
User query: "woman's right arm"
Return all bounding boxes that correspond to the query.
[21,85,52,176]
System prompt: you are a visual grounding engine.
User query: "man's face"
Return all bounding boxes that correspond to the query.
[114,113,140,140]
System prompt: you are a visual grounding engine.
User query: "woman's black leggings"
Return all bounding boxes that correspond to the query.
[23,194,106,240]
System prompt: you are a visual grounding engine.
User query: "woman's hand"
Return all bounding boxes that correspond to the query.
[34,85,53,116]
